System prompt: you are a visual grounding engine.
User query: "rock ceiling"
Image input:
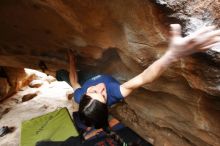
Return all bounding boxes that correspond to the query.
[0,0,220,145]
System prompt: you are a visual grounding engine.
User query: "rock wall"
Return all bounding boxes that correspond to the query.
[0,0,220,145]
[0,67,36,101]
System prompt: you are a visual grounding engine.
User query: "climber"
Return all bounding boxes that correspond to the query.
[57,24,220,131]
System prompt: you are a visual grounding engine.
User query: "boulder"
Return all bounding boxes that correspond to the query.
[0,0,219,145]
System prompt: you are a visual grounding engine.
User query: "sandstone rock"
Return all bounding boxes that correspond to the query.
[0,67,38,101]
[22,93,38,102]
[0,78,10,100]
[29,80,44,88]
[45,75,56,83]
[0,0,220,146]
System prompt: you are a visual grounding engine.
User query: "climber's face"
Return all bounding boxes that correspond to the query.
[86,83,107,103]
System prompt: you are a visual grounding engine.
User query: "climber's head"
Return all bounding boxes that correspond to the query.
[78,94,108,129]
[78,83,108,129]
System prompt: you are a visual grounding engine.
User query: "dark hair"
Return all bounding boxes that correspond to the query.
[79,94,109,129]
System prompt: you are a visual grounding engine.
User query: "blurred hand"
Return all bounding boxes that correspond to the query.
[167,24,220,59]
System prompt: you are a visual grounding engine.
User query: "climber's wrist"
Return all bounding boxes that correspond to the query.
[161,50,179,65]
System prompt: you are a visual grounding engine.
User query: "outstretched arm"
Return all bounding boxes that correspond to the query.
[120,24,220,97]
[68,50,81,90]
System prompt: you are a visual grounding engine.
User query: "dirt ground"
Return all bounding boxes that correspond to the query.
[0,69,78,146]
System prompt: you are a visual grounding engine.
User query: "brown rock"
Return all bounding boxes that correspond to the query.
[0,78,10,101]
[0,67,38,100]
[22,93,38,102]
[0,0,220,146]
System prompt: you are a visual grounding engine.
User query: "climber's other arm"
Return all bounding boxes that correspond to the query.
[68,50,81,90]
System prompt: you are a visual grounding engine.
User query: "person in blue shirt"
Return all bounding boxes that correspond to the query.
[58,24,220,130]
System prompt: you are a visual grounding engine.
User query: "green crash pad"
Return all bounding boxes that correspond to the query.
[20,108,78,146]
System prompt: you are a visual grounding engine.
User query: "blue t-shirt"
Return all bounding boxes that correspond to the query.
[73,75,124,106]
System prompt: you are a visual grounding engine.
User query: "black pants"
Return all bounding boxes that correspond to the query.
[36,127,152,146]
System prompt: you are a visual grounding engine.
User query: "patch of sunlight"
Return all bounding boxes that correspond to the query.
[24,68,47,78]
[38,81,73,100]
[24,68,73,100]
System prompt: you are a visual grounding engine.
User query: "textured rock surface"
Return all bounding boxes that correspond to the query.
[0,0,220,146]
[0,67,36,101]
